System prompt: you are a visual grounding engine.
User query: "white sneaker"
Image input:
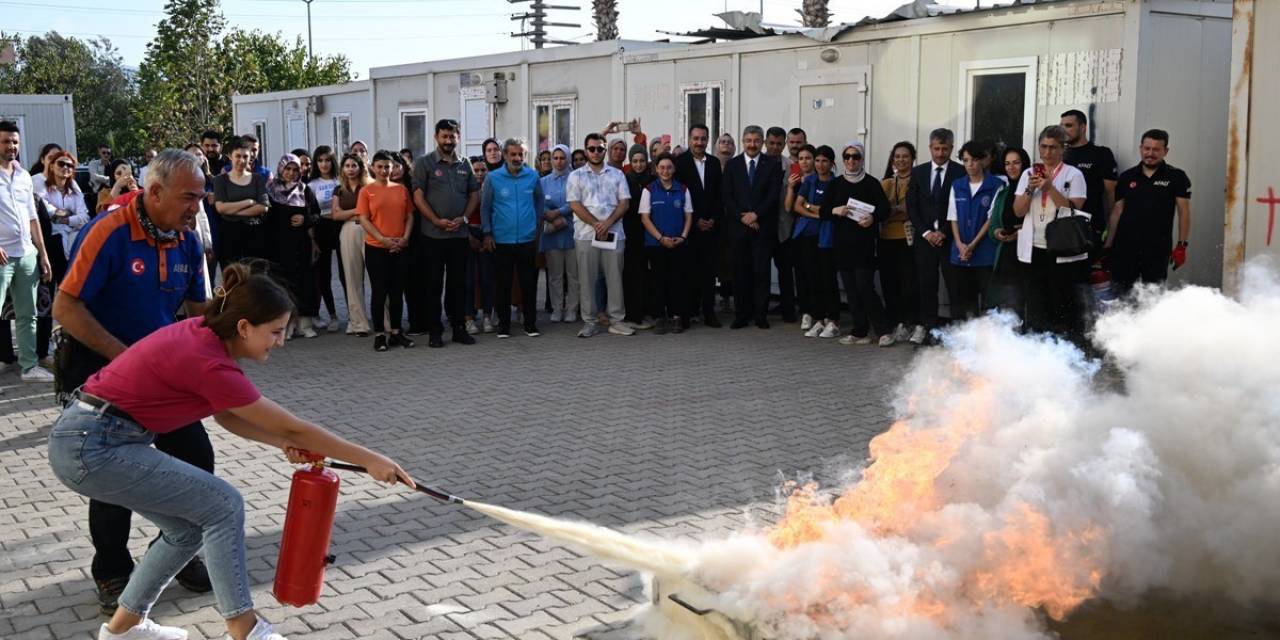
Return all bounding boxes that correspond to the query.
[464,319,480,335]
[891,323,911,342]
[228,617,287,640]
[327,320,341,333]
[909,324,927,345]
[607,322,636,336]
[99,618,189,640]
[804,321,823,338]
[577,323,600,338]
[632,317,656,330]
[21,365,54,383]
[298,318,318,339]
[800,314,814,331]
[878,334,896,348]
[550,310,562,323]
[482,315,495,333]
[564,308,579,323]
[818,321,840,339]
[312,317,328,331]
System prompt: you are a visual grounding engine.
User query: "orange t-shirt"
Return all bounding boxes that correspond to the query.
[357,182,412,248]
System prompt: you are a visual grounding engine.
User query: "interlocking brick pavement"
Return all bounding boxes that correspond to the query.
[0,306,914,639]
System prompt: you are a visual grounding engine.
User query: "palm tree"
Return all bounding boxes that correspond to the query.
[796,0,832,28]
[593,0,619,41]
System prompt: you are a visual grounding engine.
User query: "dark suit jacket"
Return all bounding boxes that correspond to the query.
[906,160,965,242]
[721,153,782,240]
[674,152,723,230]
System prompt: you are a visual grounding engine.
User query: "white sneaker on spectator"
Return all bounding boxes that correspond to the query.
[225,617,287,640]
[632,317,655,330]
[818,321,840,339]
[312,317,328,331]
[550,310,562,323]
[564,308,579,323]
[327,320,341,333]
[608,322,636,336]
[577,323,599,338]
[800,314,814,331]
[21,366,54,383]
[482,315,495,333]
[99,618,188,640]
[878,334,896,348]
[298,318,318,339]
[465,319,480,335]
[892,323,911,342]
[804,321,823,338]
[909,324,927,345]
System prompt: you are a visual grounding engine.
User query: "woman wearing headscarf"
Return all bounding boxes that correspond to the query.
[482,138,503,173]
[267,153,321,339]
[623,144,655,329]
[820,140,896,347]
[539,144,578,322]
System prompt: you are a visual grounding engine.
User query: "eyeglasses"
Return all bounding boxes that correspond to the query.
[843,153,863,160]
[56,161,75,169]
[586,146,605,153]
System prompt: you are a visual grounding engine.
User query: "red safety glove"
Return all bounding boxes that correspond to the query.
[1170,243,1187,270]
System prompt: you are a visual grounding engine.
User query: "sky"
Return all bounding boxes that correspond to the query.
[2,0,983,78]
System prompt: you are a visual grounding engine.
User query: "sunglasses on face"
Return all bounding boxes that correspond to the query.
[56,161,75,169]
[586,146,605,153]
[843,153,863,160]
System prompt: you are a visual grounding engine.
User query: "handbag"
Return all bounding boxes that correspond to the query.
[1044,206,1093,257]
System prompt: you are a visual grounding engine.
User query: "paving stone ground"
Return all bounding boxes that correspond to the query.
[0,300,915,639]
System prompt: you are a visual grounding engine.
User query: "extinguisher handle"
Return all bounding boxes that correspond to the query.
[323,461,465,505]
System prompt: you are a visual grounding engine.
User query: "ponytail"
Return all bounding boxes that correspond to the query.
[203,261,295,339]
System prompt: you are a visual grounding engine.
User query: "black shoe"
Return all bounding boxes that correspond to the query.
[452,330,476,345]
[703,313,722,328]
[354,331,370,338]
[523,324,541,337]
[755,317,771,329]
[96,576,130,616]
[672,318,686,334]
[175,556,212,593]
[730,318,750,329]
[427,334,445,348]
[392,333,415,348]
[654,318,669,335]
[374,334,389,351]
[781,313,797,324]
[497,326,511,338]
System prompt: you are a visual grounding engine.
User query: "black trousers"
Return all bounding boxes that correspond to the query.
[730,231,772,322]
[793,235,819,318]
[988,248,1025,319]
[90,423,213,582]
[365,245,408,333]
[1109,247,1169,296]
[424,236,471,336]
[274,227,318,317]
[949,265,993,320]
[217,219,269,269]
[817,248,840,321]
[686,228,719,317]
[913,238,957,328]
[313,218,345,318]
[1023,248,1092,340]
[623,234,648,323]
[840,267,890,338]
[493,241,538,331]
[772,238,796,316]
[646,245,687,319]
[405,233,429,334]
[878,238,918,328]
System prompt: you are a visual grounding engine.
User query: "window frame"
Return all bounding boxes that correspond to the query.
[678,81,725,147]
[532,95,576,153]
[332,113,352,154]
[398,107,429,159]
[957,57,1038,151]
[251,120,268,166]
[460,85,492,158]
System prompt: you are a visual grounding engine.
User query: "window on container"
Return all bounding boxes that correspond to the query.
[333,114,351,153]
[252,121,267,165]
[554,106,572,149]
[401,110,427,158]
[970,72,1026,151]
[681,83,724,145]
[533,99,574,152]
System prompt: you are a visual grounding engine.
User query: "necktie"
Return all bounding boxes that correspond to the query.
[931,166,943,204]
[748,157,757,187]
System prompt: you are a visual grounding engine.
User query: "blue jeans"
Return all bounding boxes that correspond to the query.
[0,251,39,370]
[48,402,253,619]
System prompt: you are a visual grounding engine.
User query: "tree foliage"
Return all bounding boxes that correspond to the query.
[0,31,140,156]
[796,0,832,28]
[593,0,620,41]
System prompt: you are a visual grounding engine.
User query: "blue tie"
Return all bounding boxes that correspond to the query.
[748,157,757,187]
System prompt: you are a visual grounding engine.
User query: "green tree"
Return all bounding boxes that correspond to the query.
[0,31,140,157]
[219,29,352,97]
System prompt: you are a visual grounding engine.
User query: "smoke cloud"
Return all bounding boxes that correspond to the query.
[657,265,1280,639]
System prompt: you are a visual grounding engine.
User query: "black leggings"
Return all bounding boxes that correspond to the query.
[313,218,345,317]
[839,266,889,338]
[365,245,408,333]
[646,245,687,319]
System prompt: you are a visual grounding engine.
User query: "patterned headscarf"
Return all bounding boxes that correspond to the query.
[268,154,307,207]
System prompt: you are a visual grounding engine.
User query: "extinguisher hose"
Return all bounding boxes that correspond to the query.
[324,461,466,505]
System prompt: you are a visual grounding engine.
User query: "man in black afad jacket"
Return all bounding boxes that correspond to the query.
[905,127,965,345]
[675,123,724,327]
[721,125,782,329]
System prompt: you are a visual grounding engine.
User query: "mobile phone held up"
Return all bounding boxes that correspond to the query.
[1033,163,1047,178]
[790,163,802,178]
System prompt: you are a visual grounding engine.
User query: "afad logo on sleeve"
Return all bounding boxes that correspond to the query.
[130,258,146,276]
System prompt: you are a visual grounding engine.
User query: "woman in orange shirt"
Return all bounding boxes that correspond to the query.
[357,151,416,352]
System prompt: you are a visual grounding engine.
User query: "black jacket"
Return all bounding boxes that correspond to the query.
[906,160,964,242]
[721,153,782,240]
[820,176,890,270]
[674,152,723,231]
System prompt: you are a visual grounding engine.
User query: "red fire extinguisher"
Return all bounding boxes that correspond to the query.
[273,460,340,607]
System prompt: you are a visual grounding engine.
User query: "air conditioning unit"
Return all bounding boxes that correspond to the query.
[308,95,325,114]
[485,72,508,104]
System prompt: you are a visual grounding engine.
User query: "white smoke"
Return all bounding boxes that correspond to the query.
[657,265,1280,639]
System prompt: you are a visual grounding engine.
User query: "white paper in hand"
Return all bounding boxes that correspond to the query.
[846,197,875,223]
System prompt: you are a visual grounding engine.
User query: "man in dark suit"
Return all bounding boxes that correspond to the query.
[905,127,965,344]
[675,123,724,328]
[721,125,782,329]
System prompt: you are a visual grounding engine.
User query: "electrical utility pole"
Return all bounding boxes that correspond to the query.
[302,0,315,59]
[509,0,581,48]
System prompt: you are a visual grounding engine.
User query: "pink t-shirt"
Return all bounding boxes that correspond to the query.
[83,317,262,433]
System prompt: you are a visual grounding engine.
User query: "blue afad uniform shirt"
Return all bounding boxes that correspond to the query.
[643,180,689,247]
[60,198,207,346]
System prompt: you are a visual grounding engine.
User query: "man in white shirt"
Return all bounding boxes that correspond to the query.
[0,120,54,381]
[87,144,113,191]
[567,132,633,338]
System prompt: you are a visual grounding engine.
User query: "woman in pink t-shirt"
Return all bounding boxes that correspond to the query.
[48,263,415,640]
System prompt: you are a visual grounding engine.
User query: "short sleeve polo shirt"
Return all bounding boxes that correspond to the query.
[413,151,478,240]
[60,198,208,346]
[1114,162,1191,250]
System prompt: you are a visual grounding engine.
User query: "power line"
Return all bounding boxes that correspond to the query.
[0,1,507,20]
[0,27,505,42]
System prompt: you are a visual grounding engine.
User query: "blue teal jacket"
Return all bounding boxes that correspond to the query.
[481,165,544,244]
[948,173,1003,268]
